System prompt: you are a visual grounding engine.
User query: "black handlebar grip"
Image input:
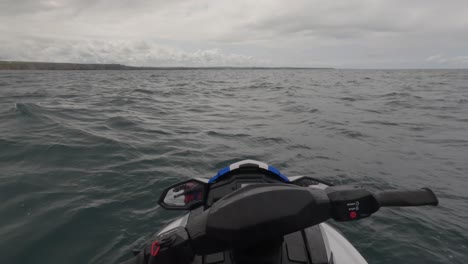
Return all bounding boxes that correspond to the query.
[375,188,439,207]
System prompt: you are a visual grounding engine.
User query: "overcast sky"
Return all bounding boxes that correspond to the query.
[1,0,467,68]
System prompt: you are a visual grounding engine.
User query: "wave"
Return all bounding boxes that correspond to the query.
[131,88,154,95]
[362,120,400,126]
[14,102,45,116]
[340,97,357,101]
[339,129,366,139]
[106,116,140,128]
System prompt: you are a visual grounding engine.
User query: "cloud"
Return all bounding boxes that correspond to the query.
[0,37,265,66]
[425,54,468,65]
[453,56,468,63]
[1,0,468,67]
[426,55,446,63]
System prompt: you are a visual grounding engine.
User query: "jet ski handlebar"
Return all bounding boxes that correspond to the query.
[125,184,438,264]
[375,188,438,207]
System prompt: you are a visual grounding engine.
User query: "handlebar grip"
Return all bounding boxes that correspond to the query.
[375,188,439,207]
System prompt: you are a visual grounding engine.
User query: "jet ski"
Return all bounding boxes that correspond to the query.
[123,160,438,264]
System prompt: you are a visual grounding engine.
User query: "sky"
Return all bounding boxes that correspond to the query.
[1,0,467,68]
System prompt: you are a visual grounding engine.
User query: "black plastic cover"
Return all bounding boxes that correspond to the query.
[303,226,329,264]
[204,184,331,248]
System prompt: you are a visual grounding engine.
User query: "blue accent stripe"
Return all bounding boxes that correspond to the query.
[208,163,290,184]
[208,166,230,183]
[268,165,290,182]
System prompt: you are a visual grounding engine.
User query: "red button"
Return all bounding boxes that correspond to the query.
[349,211,357,219]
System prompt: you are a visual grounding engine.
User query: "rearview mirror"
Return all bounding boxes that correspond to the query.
[158,179,207,210]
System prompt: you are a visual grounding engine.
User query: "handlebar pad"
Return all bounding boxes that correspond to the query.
[375,188,438,207]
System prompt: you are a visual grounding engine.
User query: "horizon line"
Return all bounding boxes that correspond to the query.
[1,60,467,70]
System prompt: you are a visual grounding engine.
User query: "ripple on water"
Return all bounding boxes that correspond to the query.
[131,88,154,95]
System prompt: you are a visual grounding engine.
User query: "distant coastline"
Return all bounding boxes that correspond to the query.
[0,61,333,70]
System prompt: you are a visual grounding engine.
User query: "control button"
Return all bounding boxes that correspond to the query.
[349,211,357,219]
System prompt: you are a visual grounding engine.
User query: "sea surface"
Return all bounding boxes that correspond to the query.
[0,69,467,264]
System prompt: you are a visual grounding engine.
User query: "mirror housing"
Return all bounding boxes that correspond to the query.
[158,179,208,210]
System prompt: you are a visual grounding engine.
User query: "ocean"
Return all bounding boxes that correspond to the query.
[0,69,467,263]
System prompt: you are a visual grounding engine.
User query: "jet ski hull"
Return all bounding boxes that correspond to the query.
[157,213,367,264]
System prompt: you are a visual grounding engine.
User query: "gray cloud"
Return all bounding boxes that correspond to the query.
[426,54,468,65]
[1,0,467,68]
[0,37,264,66]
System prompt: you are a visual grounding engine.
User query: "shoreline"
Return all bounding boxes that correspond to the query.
[0,61,333,70]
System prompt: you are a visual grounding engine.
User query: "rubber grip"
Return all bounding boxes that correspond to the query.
[375,188,439,207]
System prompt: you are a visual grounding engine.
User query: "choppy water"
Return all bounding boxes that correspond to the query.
[0,69,467,264]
